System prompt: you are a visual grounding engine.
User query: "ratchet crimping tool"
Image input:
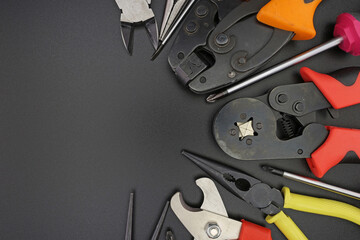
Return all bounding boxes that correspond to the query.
[171,177,272,240]
[115,0,158,55]
[181,151,360,240]
[168,0,322,93]
[213,67,360,178]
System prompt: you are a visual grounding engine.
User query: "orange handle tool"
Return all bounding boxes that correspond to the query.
[257,0,322,40]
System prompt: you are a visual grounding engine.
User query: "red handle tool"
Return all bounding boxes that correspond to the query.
[301,67,360,177]
[239,220,272,240]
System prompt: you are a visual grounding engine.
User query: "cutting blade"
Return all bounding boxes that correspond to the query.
[145,18,159,50]
[171,192,242,240]
[120,21,134,55]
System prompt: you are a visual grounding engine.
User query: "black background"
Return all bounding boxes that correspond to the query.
[1,0,360,239]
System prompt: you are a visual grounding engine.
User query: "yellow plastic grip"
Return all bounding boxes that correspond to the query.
[266,211,308,240]
[282,187,360,225]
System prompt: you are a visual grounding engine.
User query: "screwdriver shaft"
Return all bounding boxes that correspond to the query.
[207,36,343,102]
[227,36,343,94]
[264,166,360,200]
[282,171,360,200]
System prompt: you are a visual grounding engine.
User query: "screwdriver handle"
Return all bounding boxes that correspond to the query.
[257,0,322,40]
[266,210,308,240]
[334,12,360,56]
[238,219,272,240]
[307,126,360,178]
[281,187,360,225]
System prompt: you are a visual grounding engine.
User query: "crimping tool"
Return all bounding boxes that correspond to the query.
[213,67,360,178]
[168,0,322,93]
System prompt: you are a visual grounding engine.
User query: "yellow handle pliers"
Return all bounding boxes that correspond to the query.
[182,150,360,240]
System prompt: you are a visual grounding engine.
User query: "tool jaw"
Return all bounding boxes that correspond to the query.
[168,0,218,79]
[219,169,284,215]
[116,0,155,23]
[168,0,294,93]
[242,183,284,215]
[186,18,292,94]
[196,178,228,216]
[168,0,244,72]
[181,151,284,215]
[170,178,242,240]
[116,0,158,54]
[213,97,329,160]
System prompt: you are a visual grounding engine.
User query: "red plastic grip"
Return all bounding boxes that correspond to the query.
[238,219,272,240]
[306,126,360,178]
[300,67,360,109]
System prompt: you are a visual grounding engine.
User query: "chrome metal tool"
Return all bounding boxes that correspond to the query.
[115,0,159,55]
[125,193,134,240]
[151,0,196,60]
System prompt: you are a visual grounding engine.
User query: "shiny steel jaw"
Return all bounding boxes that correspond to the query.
[170,178,242,240]
[116,0,159,55]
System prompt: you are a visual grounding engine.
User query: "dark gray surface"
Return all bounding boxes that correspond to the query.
[0,0,360,239]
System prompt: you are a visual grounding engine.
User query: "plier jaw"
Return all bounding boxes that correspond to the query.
[170,177,272,240]
[115,0,159,55]
[182,151,284,215]
[168,0,295,93]
[213,96,329,161]
[171,178,242,240]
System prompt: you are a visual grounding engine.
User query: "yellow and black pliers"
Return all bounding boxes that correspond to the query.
[181,150,360,240]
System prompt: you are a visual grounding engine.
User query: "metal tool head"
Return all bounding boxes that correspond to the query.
[125,193,134,240]
[116,0,158,54]
[182,151,284,215]
[213,97,328,161]
[168,0,293,93]
[170,177,242,240]
[116,0,155,24]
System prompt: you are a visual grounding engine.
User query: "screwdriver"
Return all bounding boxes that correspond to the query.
[263,166,360,200]
[207,12,360,103]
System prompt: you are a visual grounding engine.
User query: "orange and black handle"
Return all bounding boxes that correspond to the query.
[300,67,360,178]
[238,220,272,240]
[257,0,323,40]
